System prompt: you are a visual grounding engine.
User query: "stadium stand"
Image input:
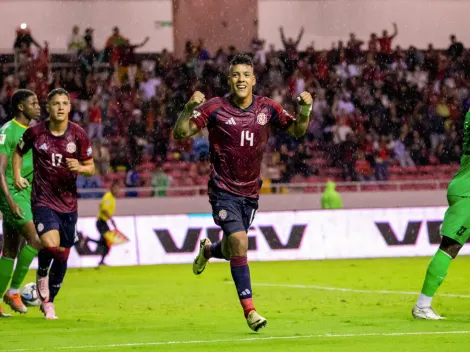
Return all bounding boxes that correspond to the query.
[1,26,469,197]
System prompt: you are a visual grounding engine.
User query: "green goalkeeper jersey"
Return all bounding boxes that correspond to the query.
[0,119,33,193]
[448,109,470,197]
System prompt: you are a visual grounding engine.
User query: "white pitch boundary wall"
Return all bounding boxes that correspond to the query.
[0,191,457,266]
[0,0,469,52]
[1,205,465,268]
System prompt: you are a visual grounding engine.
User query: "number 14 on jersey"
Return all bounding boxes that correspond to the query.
[240,130,254,147]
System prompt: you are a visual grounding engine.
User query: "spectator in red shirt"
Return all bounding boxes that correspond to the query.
[88,94,103,141]
[118,37,149,88]
[354,150,374,181]
[105,27,127,68]
[378,23,398,67]
[368,33,379,55]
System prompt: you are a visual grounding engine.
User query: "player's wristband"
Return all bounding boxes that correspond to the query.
[300,104,312,116]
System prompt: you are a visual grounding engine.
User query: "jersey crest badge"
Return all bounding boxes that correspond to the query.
[191,110,201,119]
[87,146,92,157]
[66,142,77,153]
[218,209,227,220]
[0,134,6,145]
[257,113,267,126]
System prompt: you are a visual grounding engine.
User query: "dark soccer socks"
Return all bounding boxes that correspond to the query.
[230,256,255,317]
[48,248,70,303]
[37,247,57,277]
[209,241,225,259]
[48,259,68,303]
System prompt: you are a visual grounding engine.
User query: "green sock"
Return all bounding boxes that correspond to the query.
[10,245,38,290]
[421,249,453,297]
[0,257,15,297]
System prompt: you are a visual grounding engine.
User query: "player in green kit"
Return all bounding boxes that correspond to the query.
[412,108,470,320]
[0,90,42,317]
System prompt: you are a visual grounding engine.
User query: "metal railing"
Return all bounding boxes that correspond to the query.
[77,179,450,198]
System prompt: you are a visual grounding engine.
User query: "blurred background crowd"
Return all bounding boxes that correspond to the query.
[0,23,468,196]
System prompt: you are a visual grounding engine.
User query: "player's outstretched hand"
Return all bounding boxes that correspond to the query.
[8,201,25,219]
[14,177,29,191]
[186,91,206,110]
[297,91,313,106]
[66,158,81,173]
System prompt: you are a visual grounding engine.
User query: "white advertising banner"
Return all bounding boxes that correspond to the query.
[0,207,468,268]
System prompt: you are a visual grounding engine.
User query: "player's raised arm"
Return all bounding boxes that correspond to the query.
[173,91,206,141]
[287,91,313,138]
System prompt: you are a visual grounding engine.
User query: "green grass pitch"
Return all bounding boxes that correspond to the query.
[2,257,470,352]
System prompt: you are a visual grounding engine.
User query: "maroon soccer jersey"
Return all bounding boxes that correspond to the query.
[17,121,92,213]
[191,95,295,198]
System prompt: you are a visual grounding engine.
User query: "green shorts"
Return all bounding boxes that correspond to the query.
[0,189,32,230]
[441,195,470,245]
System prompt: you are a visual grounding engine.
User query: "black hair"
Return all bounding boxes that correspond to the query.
[11,89,35,115]
[47,88,70,102]
[229,54,254,68]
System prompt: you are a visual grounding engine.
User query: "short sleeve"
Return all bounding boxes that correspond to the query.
[0,129,13,156]
[100,193,112,211]
[78,129,92,161]
[16,128,34,156]
[190,99,217,130]
[269,101,296,130]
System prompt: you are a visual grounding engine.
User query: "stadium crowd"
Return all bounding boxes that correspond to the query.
[0,24,469,195]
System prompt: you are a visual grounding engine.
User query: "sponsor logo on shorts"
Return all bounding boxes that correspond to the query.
[257,113,267,126]
[66,142,77,153]
[37,223,44,232]
[218,209,227,220]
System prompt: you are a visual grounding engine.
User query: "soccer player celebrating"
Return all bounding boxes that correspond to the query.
[13,88,94,319]
[86,181,120,266]
[0,90,42,317]
[173,54,312,331]
[412,108,470,320]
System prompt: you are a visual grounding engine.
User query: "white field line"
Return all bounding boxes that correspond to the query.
[3,331,470,352]
[251,283,470,298]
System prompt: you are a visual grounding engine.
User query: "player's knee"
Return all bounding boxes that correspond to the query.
[27,234,43,250]
[40,231,60,248]
[439,236,462,259]
[228,231,248,257]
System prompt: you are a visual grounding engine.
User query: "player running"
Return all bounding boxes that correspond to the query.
[412,108,470,320]
[13,88,94,319]
[173,54,312,331]
[0,89,42,317]
[85,181,120,266]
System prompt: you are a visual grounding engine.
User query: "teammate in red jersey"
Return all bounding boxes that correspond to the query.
[12,88,95,319]
[173,54,312,331]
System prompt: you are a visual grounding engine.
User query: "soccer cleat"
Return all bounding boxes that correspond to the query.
[36,274,50,303]
[3,293,27,314]
[412,305,445,320]
[246,310,267,332]
[0,304,11,318]
[40,303,58,320]
[193,238,211,275]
